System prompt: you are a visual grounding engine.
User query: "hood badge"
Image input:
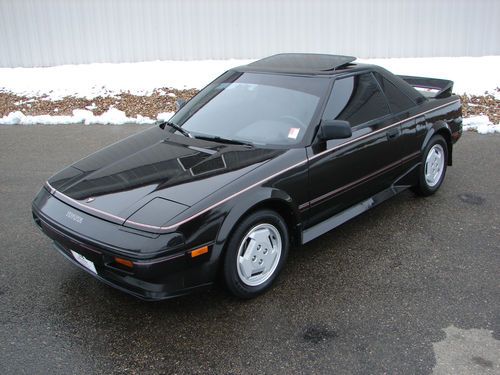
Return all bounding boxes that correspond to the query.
[86,197,95,203]
[66,211,83,224]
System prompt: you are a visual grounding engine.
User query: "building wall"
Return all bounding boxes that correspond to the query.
[1,0,498,67]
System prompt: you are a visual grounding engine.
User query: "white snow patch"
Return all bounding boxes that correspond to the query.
[0,59,253,100]
[0,56,498,100]
[359,56,500,96]
[0,108,174,125]
[462,115,500,134]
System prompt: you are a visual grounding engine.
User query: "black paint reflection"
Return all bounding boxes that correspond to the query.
[57,143,282,201]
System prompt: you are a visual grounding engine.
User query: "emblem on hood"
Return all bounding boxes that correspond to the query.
[66,211,83,224]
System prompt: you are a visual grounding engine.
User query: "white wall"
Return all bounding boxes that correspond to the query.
[0,0,498,67]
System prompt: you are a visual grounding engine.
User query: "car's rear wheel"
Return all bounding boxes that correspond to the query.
[413,134,448,196]
[223,209,289,298]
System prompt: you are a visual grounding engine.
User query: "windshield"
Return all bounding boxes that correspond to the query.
[169,71,329,146]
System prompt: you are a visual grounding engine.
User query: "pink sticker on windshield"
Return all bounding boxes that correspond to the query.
[288,128,300,139]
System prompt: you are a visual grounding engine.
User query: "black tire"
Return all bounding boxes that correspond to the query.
[412,134,448,196]
[223,209,289,299]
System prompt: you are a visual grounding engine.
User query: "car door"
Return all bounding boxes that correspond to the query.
[373,71,425,182]
[303,72,404,228]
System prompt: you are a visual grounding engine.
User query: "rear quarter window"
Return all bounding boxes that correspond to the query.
[323,73,390,126]
[374,72,416,114]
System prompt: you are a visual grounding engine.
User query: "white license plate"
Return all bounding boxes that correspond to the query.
[71,250,97,274]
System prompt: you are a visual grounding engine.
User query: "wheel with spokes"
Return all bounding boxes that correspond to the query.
[223,210,289,298]
[413,134,448,196]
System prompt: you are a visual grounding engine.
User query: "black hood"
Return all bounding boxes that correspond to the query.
[48,127,283,221]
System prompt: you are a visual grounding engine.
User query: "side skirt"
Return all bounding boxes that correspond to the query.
[302,167,420,244]
[300,163,420,244]
[301,185,405,244]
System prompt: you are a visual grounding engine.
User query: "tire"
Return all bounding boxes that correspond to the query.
[223,209,289,299]
[412,134,448,196]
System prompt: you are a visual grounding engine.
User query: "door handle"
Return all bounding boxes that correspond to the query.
[386,127,401,140]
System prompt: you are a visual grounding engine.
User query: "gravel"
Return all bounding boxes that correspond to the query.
[460,88,500,124]
[1,88,499,124]
[0,88,198,118]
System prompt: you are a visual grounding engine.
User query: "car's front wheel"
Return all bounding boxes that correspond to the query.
[413,134,448,196]
[223,209,289,298]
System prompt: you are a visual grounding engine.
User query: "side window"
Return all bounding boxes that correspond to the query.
[373,72,416,114]
[323,73,390,127]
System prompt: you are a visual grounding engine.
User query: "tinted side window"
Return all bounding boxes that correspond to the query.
[374,73,416,114]
[323,73,390,126]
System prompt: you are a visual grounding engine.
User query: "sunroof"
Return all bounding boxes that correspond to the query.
[248,53,356,72]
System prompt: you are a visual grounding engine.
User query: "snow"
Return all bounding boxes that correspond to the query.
[0,59,253,100]
[0,108,173,125]
[0,56,498,128]
[462,115,500,134]
[0,56,498,100]
[359,56,500,98]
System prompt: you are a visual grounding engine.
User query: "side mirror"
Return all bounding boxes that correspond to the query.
[175,99,187,111]
[318,119,352,140]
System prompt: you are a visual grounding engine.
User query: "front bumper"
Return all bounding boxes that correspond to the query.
[32,188,214,300]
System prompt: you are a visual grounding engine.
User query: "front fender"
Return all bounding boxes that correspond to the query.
[212,187,299,263]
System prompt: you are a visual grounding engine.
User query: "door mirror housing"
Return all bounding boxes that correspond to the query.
[318,119,352,140]
[175,99,187,111]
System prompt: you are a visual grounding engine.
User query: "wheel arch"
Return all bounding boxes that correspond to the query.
[243,199,300,246]
[212,188,301,274]
[422,121,453,165]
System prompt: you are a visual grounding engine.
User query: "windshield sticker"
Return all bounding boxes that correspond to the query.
[288,128,300,139]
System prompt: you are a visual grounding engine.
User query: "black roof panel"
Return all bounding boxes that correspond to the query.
[243,53,357,74]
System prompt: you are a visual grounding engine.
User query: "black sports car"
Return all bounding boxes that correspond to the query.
[32,54,462,300]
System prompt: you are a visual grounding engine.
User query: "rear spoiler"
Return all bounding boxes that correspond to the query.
[397,75,454,99]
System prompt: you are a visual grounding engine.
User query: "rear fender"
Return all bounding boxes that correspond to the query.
[422,121,453,165]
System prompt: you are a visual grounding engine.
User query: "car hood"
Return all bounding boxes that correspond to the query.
[47,127,283,223]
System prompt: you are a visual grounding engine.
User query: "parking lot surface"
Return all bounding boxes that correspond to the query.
[1,125,499,374]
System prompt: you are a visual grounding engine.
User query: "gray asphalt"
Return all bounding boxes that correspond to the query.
[0,125,499,375]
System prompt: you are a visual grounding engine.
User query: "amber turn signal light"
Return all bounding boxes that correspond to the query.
[114,257,133,268]
[190,246,209,258]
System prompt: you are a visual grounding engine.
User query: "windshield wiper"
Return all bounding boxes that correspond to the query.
[158,120,194,138]
[195,135,254,147]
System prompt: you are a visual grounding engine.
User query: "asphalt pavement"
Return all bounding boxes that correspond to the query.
[0,125,499,375]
